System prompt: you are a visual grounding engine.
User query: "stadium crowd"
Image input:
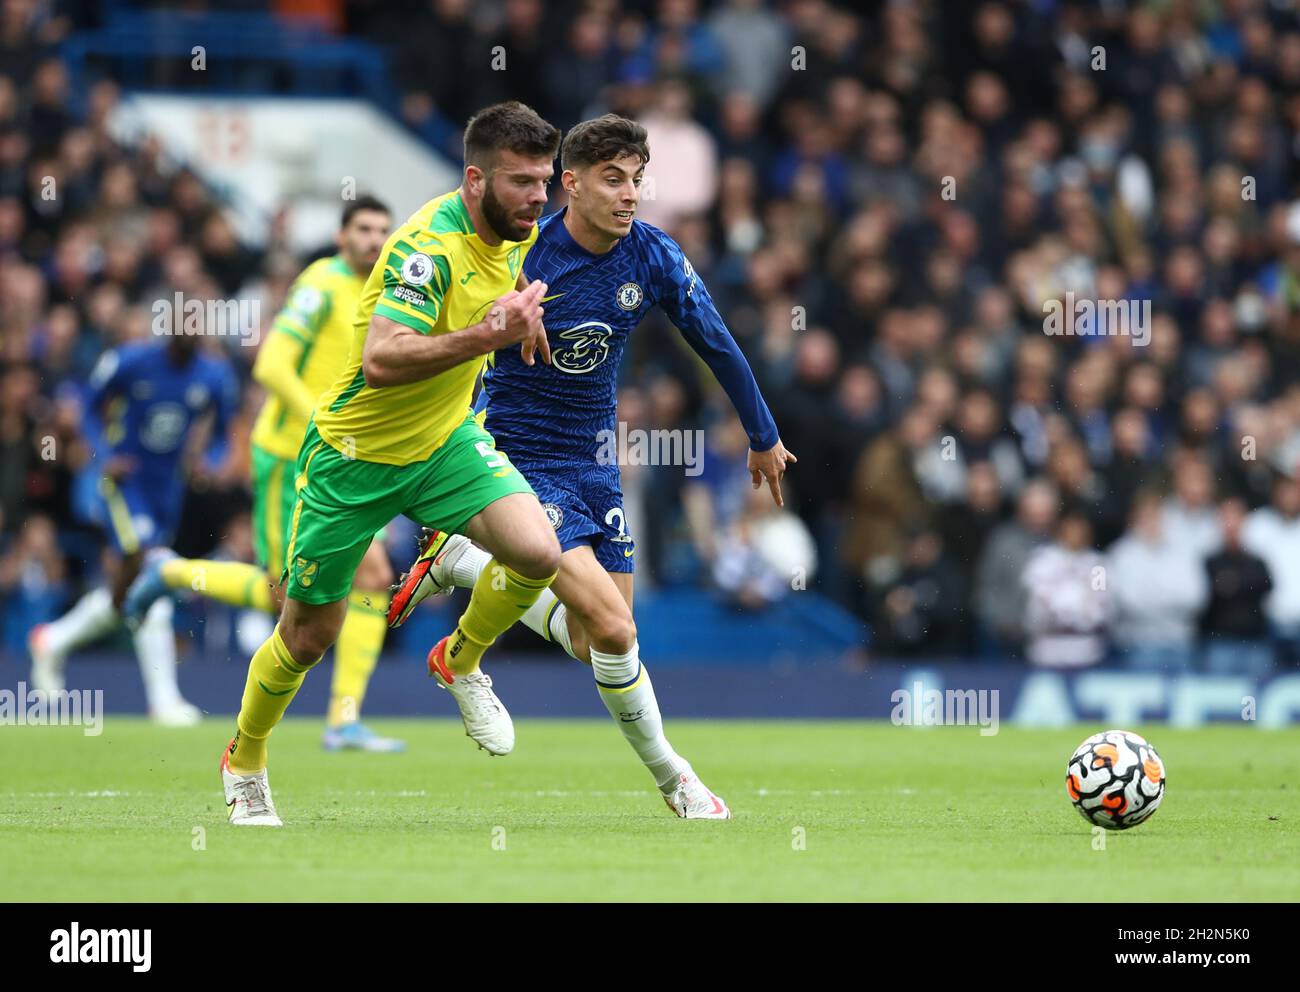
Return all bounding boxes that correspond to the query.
[3,0,1300,673]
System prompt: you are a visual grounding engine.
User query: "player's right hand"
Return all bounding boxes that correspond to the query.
[519,312,551,367]
[489,279,547,348]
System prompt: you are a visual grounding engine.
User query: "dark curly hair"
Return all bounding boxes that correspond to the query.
[560,114,649,172]
[464,101,561,170]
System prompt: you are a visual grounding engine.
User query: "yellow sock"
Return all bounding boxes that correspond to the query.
[161,558,276,613]
[229,625,317,773]
[327,589,389,727]
[446,559,556,674]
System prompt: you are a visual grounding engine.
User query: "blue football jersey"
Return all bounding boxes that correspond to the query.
[86,341,238,486]
[480,210,779,461]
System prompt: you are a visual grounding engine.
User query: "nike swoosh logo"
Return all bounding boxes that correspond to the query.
[624,548,634,557]
[541,293,565,302]
[257,680,296,696]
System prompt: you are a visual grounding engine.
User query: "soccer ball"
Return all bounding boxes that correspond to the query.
[1065,730,1165,830]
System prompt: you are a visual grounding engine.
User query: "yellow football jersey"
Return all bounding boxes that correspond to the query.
[250,255,365,460]
[313,190,534,466]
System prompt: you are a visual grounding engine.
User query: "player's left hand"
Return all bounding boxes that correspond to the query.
[748,440,797,508]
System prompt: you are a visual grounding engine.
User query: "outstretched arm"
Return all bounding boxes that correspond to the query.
[659,242,796,505]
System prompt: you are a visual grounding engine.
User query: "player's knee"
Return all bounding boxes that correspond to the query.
[507,531,561,580]
[277,612,337,666]
[588,607,636,654]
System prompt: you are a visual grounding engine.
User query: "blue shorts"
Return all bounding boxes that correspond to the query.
[512,456,635,573]
[95,475,180,555]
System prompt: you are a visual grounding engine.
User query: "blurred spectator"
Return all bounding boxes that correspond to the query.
[1162,455,1222,559]
[1108,490,1208,672]
[543,8,619,131]
[711,483,816,612]
[974,478,1059,658]
[682,413,753,568]
[636,79,717,230]
[844,404,934,578]
[938,459,1005,598]
[913,386,1026,503]
[1201,497,1274,677]
[707,0,788,107]
[1022,509,1111,669]
[0,513,68,656]
[869,526,965,658]
[1242,475,1300,665]
[1103,408,1160,531]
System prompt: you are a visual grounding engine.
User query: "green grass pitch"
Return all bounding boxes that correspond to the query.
[2,719,1297,901]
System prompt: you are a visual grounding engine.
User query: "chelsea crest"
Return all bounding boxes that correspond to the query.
[616,282,643,311]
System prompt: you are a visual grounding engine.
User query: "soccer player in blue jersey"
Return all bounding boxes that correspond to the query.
[389,115,795,818]
[28,330,238,726]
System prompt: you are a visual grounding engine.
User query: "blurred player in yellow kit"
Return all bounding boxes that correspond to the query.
[124,196,405,752]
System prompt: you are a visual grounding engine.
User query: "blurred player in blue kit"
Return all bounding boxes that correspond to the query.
[390,115,795,818]
[28,327,237,725]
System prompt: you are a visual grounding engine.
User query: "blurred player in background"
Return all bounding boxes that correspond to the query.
[28,330,237,726]
[123,196,404,753]
[219,102,563,826]
[389,115,795,819]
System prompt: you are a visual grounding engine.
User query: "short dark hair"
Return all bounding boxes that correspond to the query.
[341,194,390,228]
[560,114,649,172]
[463,101,560,170]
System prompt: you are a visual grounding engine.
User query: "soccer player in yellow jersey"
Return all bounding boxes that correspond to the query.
[218,102,563,826]
[124,196,404,752]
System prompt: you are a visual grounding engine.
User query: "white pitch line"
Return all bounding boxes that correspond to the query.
[4,790,136,798]
[5,788,863,799]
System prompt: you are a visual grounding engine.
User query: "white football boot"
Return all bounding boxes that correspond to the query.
[27,624,66,693]
[220,738,283,827]
[427,635,514,755]
[664,771,732,819]
[150,698,202,728]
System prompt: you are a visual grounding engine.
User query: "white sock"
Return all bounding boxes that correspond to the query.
[590,641,688,791]
[447,538,578,658]
[43,587,118,657]
[523,591,577,659]
[448,539,491,587]
[133,597,182,710]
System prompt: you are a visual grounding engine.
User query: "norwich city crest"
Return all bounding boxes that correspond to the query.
[294,556,320,588]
